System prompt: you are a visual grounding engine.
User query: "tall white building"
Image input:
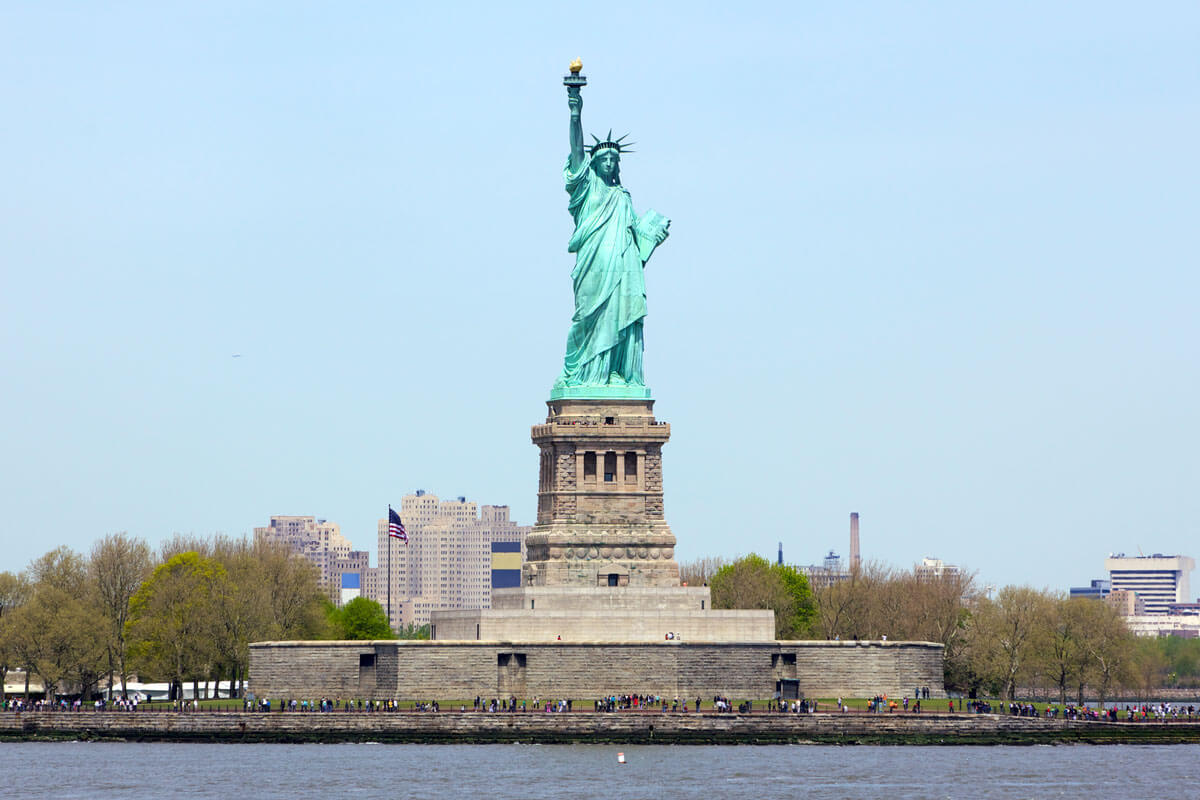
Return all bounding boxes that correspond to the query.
[372,490,528,629]
[1105,554,1195,615]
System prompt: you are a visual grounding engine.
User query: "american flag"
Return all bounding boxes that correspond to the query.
[388,507,408,543]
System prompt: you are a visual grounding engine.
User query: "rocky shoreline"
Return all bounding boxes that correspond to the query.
[4,711,1200,745]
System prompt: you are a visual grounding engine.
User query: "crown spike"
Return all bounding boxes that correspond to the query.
[587,129,637,157]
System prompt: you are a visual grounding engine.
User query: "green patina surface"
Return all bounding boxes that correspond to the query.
[552,71,668,400]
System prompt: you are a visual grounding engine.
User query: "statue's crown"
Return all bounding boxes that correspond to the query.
[589,130,635,157]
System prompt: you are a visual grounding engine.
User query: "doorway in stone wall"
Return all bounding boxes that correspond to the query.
[776,679,799,700]
[358,652,377,694]
[497,652,527,696]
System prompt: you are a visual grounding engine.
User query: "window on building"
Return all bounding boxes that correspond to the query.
[584,452,596,479]
[604,452,616,482]
[624,452,637,479]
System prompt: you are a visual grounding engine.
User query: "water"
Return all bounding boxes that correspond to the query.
[2,742,1196,799]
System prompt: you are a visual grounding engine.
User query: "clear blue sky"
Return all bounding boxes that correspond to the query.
[2,2,1197,593]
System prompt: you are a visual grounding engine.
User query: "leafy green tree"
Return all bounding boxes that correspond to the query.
[709,554,814,639]
[330,597,394,640]
[1160,636,1200,687]
[397,623,431,640]
[127,552,225,700]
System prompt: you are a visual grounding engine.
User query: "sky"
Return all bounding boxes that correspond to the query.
[2,2,1197,594]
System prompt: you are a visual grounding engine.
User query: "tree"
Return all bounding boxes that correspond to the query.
[967,586,1052,702]
[1073,598,1134,705]
[127,552,225,701]
[1130,637,1169,700]
[812,565,866,640]
[709,554,814,639]
[811,561,902,641]
[1159,636,1200,687]
[677,557,727,587]
[200,536,329,697]
[90,533,152,699]
[7,548,106,700]
[889,567,976,690]
[251,540,327,640]
[1042,595,1086,705]
[397,623,431,640]
[0,571,31,694]
[207,536,264,699]
[329,597,394,640]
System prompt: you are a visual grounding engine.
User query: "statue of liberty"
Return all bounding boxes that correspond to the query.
[552,63,670,399]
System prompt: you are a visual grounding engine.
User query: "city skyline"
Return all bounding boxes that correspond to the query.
[3,3,1197,592]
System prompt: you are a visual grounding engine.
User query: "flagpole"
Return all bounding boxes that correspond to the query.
[387,505,393,633]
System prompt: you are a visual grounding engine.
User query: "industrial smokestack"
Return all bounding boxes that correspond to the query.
[778,541,783,566]
[850,512,861,572]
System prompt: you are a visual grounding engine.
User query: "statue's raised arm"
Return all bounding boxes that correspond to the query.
[567,87,584,172]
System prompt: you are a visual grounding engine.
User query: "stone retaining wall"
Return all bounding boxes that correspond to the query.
[4,711,1199,745]
[248,640,944,701]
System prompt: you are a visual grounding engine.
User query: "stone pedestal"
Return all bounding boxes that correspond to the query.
[429,396,777,643]
[524,397,679,588]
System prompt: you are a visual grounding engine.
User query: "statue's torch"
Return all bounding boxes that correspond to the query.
[564,58,586,94]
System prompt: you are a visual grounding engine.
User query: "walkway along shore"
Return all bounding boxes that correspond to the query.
[4,711,1200,745]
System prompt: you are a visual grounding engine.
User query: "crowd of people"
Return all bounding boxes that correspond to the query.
[6,693,1199,721]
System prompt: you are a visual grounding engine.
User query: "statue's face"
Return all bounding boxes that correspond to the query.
[593,151,620,184]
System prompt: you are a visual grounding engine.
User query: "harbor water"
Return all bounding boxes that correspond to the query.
[2,741,1196,799]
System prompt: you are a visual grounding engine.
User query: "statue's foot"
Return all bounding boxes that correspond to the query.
[607,372,627,386]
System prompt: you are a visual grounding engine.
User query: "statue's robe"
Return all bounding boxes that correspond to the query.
[557,156,668,388]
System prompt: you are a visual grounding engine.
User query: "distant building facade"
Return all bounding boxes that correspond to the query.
[254,515,371,607]
[373,490,529,629]
[914,557,960,580]
[801,556,849,590]
[1069,579,1111,600]
[1105,554,1195,615]
[1107,588,1146,616]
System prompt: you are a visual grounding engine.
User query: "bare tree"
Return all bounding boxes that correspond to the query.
[810,561,895,641]
[90,533,152,698]
[251,539,326,639]
[159,533,213,562]
[1042,595,1084,705]
[9,548,106,701]
[1075,599,1135,706]
[677,557,727,587]
[968,586,1053,702]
